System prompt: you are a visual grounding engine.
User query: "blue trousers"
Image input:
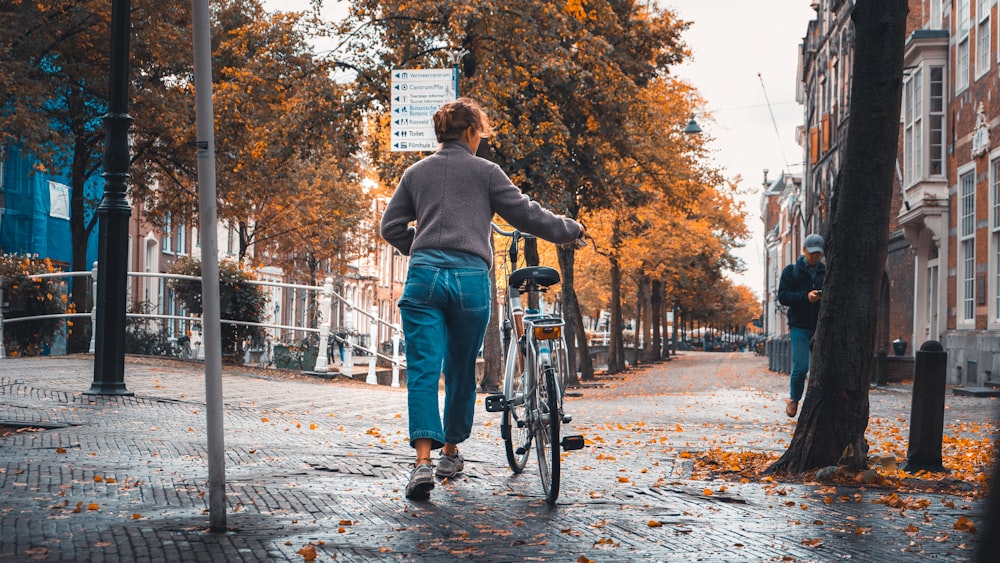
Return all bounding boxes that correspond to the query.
[789,326,813,402]
[399,264,491,449]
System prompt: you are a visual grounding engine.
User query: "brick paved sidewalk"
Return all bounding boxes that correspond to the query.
[0,353,993,561]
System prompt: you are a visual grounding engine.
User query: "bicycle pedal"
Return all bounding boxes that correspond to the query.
[561,435,585,451]
[516,446,529,455]
[484,394,506,412]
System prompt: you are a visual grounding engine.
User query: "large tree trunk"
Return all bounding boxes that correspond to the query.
[767,0,908,474]
[574,304,595,380]
[634,275,647,366]
[608,255,625,374]
[480,262,503,393]
[557,245,582,387]
[976,404,1000,561]
[647,279,663,362]
[68,134,95,354]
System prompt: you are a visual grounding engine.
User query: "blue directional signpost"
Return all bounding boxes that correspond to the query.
[390,68,457,152]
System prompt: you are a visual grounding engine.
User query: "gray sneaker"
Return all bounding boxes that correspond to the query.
[405,463,434,500]
[435,451,464,478]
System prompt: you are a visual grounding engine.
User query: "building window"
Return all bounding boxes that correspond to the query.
[958,0,971,91]
[175,223,187,256]
[960,170,976,321]
[226,223,236,256]
[976,0,991,77]
[932,0,943,29]
[904,68,923,185]
[929,66,945,176]
[162,214,173,254]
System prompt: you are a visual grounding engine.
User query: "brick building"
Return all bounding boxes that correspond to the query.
[900,0,1000,384]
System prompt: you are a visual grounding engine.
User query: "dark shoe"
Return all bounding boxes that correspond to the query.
[435,451,464,478]
[405,463,434,500]
[785,399,799,418]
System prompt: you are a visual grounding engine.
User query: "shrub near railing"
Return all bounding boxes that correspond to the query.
[0,254,68,356]
[168,257,269,363]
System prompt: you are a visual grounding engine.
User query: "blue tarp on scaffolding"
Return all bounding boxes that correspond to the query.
[1,145,100,267]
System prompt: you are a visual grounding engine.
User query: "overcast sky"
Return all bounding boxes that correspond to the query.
[265,0,818,297]
[666,1,816,297]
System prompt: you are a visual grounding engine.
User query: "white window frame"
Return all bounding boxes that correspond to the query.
[175,222,187,256]
[904,67,924,185]
[976,0,991,78]
[991,152,1000,327]
[928,65,946,176]
[161,214,173,254]
[958,0,972,92]
[903,63,947,184]
[958,166,977,325]
[933,0,944,29]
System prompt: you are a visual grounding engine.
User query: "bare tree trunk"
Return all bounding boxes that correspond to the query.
[767,0,908,474]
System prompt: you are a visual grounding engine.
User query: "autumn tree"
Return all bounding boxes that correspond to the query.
[3,0,122,350]
[766,0,909,474]
[2,1,367,351]
[581,167,749,373]
[129,1,368,276]
[337,0,693,383]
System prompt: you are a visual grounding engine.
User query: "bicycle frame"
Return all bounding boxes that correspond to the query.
[485,223,584,505]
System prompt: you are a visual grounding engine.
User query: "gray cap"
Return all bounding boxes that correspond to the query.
[804,233,824,254]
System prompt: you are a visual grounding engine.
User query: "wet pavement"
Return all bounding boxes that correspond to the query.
[0,352,994,561]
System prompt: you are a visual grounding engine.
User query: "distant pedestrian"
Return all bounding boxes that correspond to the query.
[777,233,826,418]
[380,97,585,500]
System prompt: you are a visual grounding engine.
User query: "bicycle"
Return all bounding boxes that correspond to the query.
[484,223,585,505]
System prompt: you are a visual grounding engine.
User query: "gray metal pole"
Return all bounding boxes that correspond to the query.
[191,0,226,532]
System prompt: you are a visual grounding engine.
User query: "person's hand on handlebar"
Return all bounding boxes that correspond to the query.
[560,222,587,248]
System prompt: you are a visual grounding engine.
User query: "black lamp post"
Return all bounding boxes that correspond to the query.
[87,0,133,396]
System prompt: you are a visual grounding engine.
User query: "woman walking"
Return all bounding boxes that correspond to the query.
[380,98,584,500]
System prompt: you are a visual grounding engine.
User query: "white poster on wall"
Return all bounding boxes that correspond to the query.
[48,181,70,220]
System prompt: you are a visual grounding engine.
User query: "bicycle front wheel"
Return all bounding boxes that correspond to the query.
[503,340,530,473]
[535,364,561,505]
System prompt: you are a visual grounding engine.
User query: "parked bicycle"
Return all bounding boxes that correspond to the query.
[485,223,585,505]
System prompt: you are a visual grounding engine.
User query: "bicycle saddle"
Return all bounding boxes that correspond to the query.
[508,266,561,289]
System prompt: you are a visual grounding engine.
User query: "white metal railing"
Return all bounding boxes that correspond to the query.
[0,268,405,386]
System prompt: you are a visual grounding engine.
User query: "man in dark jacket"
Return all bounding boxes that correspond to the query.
[777,233,826,418]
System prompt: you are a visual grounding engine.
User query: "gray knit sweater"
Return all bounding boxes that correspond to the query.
[380,141,582,267]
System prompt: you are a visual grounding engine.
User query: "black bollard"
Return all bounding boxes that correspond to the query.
[901,340,949,474]
[874,348,888,387]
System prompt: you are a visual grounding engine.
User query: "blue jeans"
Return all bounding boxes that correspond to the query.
[789,326,813,402]
[399,264,491,449]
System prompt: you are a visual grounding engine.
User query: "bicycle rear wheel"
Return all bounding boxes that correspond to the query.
[503,340,530,473]
[535,364,561,505]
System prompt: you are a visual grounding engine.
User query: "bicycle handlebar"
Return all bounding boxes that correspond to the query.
[490,222,533,239]
[490,221,586,247]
